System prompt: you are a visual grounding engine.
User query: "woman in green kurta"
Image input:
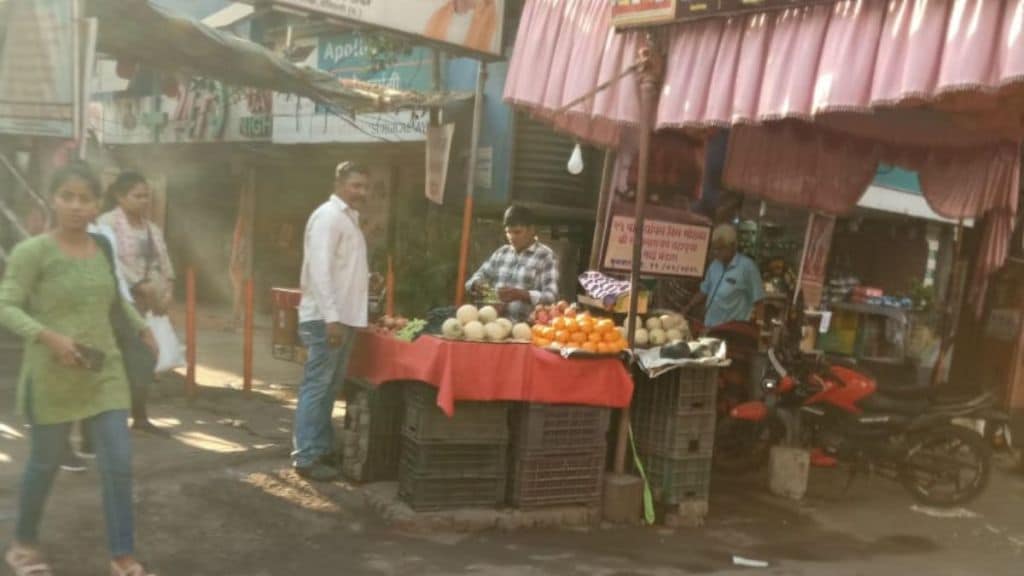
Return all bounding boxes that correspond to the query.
[1,163,158,576]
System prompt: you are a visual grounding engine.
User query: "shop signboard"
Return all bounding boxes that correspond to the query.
[796,213,836,309]
[0,0,76,137]
[272,34,431,144]
[613,0,834,29]
[245,0,504,59]
[602,206,711,278]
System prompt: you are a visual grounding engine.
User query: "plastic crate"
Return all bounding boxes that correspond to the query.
[637,454,712,505]
[399,474,507,511]
[345,380,405,438]
[509,449,606,509]
[633,366,719,414]
[341,433,402,483]
[403,383,509,443]
[632,409,717,459]
[512,403,611,455]
[400,436,508,478]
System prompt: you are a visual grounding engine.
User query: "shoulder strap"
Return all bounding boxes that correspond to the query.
[91,233,123,308]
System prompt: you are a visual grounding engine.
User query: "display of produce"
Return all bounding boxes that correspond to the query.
[530,313,626,354]
[372,315,427,341]
[441,305,526,343]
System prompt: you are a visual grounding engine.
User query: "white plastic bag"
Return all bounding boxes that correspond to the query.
[146,313,185,373]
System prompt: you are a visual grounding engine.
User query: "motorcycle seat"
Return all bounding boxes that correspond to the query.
[860,390,994,416]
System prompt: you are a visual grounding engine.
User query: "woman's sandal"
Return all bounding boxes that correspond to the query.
[110,561,155,576]
[4,546,54,576]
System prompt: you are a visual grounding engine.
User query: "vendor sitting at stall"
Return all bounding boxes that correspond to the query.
[466,205,559,321]
[684,224,765,329]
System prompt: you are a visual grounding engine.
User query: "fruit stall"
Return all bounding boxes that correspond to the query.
[272,287,728,519]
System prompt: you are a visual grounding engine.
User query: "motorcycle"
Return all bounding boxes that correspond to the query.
[714,323,1006,507]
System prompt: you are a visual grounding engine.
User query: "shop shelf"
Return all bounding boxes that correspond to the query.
[399,474,507,511]
[511,403,611,455]
[403,383,509,443]
[400,435,508,479]
[632,408,717,459]
[637,454,712,505]
[509,449,606,509]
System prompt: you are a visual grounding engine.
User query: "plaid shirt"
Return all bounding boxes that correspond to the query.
[467,241,560,320]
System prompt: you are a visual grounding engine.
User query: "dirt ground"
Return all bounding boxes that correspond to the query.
[2,319,1024,575]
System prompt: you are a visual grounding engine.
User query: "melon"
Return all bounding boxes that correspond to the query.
[484,322,506,342]
[441,318,463,338]
[496,317,513,334]
[456,304,479,325]
[463,320,485,341]
[666,328,684,343]
[645,317,663,332]
[649,328,667,347]
[634,328,650,347]
[479,305,499,324]
[512,323,533,341]
[659,314,677,330]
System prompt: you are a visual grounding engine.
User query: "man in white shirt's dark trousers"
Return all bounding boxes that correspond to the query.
[292,162,370,481]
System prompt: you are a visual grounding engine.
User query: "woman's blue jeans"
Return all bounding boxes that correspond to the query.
[16,410,134,557]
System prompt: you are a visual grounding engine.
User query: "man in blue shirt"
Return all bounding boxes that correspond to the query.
[685,224,765,329]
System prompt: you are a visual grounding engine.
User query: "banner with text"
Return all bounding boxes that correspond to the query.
[603,215,710,278]
[252,0,504,58]
[425,123,455,205]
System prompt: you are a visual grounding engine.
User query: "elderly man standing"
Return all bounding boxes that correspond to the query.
[293,162,370,482]
[685,224,765,329]
[466,205,560,321]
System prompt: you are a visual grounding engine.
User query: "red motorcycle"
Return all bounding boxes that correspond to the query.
[714,324,1002,507]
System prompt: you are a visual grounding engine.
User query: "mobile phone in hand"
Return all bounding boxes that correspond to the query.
[74,344,106,372]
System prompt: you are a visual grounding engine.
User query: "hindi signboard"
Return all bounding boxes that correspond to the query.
[0,0,76,137]
[249,0,504,59]
[425,123,455,204]
[602,213,711,278]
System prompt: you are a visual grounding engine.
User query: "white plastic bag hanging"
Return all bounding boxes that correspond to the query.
[146,313,185,373]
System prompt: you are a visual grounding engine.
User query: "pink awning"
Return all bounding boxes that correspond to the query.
[657,0,1024,140]
[503,0,641,147]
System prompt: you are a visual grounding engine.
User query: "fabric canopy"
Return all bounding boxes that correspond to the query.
[87,0,467,114]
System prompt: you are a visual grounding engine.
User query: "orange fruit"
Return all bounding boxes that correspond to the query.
[535,338,552,348]
[596,319,615,333]
[541,326,556,340]
[551,317,568,331]
[564,308,577,318]
[566,319,581,333]
[581,342,599,353]
[555,330,570,344]
[571,332,588,344]
[603,330,621,343]
[532,324,545,336]
[588,332,603,344]
[597,342,611,354]
[578,319,595,334]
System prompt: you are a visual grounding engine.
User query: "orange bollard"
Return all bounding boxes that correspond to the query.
[243,278,254,392]
[186,267,197,397]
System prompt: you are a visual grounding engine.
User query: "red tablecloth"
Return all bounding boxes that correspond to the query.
[349,331,634,416]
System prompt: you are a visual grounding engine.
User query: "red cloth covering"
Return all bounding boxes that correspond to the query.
[349,331,634,416]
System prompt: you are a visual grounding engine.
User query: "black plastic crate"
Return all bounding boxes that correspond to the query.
[403,383,509,443]
[342,433,402,483]
[632,366,719,415]
[399,474,507,511]
[636,454,712,505]
[512,403,611,455]
[344,379,405,437]
[632,409,717,459]
[400,435,508,478]
[509,449,606,509]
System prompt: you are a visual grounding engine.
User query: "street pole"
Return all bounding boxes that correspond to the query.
[589,149,617,269]
[455,61,488,305]
[614,38,663,475]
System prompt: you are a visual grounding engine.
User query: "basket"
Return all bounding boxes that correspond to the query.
[638,454,712,505]
[403,383,509,443]
[509,449,606,509]
[398,474,507,511]
[400,436,508,479]
[511,403,610,456]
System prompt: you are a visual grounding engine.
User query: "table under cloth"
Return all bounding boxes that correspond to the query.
[348,331,634,416]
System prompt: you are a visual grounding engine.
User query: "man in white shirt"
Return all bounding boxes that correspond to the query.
[292,161,370,481]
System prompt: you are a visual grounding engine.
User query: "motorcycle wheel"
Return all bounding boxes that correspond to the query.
[901,424,991,508]
[713,416,783,474]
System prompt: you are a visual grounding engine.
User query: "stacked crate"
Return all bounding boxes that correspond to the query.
[399,383,509,511]
[631,367,719,511]
[340,380,404,483]
[508,403,610,509]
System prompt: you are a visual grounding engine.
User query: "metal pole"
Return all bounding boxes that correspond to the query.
[71,0,81,146]
[589,149,617,269]
[614,41,661,475]
[243,278,254,392]
[78,16,97,160]
[186,267,198,397]
[455,61,488,305]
